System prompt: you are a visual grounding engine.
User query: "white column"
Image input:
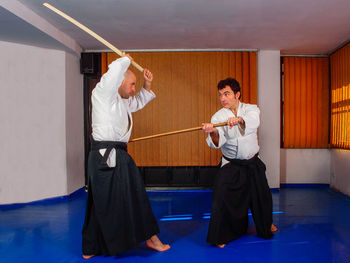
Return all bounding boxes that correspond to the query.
[65,52,85,194]
[257,50,280,188]
[0,41,84,204]
[331,150,350,196]
[0,41,67,204]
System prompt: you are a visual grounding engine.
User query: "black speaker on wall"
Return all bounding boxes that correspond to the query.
[80,53,101,75]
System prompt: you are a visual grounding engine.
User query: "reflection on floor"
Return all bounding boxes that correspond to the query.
[1,186,350,263]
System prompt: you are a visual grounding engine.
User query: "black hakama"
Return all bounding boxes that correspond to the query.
[207,154,273,245]
[82,139,160,255]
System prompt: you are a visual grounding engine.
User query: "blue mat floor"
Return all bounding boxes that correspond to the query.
[1,187,350,263]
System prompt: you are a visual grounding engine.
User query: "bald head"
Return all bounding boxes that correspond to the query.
[119,70,137,99]
[124,70,136,81]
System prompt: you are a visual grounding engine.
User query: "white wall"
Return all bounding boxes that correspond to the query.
[280,149,331,184]
[65,52,85,194]
[331,150,350,196]
[257,50,281,188]
[0,41,84,204]
[1,42,346,203]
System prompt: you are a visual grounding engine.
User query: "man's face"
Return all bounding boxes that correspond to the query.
[119,71,136,99]
[219,85,240,110]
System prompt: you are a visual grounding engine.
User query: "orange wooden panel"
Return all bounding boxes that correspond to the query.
[346,46,350,147]
[283,57,290,147]
[339,54,344,148]
[288,57,296,147]
[310,59,318,148]
[330,42,350,149]
[296,58,302,147]
[300,58,307,148]
[332,53,338,147]
[283,57,329,148]
[305,58,312,147]
[321,59,330,148]
[101,53,107,75]
[336,52,341,148]
[330,54,336,146]
[100,51,257,165]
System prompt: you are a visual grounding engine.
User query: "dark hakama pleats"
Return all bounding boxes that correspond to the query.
[82,139,159,255]
[207,154,273,245]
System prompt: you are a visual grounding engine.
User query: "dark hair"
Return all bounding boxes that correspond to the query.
[217,78,241,98]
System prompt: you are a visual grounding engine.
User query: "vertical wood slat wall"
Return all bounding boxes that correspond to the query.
[331,43,350,149]
[283,57,329,148]
[101,52,257,166]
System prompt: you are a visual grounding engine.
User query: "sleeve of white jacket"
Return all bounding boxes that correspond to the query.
[128,88,156,113]
[240,105,260,136]
[206,114,227,149]
[94,57,131,101]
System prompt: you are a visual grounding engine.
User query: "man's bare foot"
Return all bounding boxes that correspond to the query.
[216,244,226,248]
[271,224,278,232]
[82,255,95,259]
[146,235,170,252]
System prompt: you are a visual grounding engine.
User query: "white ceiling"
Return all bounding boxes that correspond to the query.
[1,0,350,55]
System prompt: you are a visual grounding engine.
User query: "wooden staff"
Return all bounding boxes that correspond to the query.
[43,2,144,72]
[129,122,227,142]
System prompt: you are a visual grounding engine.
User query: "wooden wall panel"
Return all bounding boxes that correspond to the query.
[102,51,257,166]
[283,57,329,148]
[331,43,350,149]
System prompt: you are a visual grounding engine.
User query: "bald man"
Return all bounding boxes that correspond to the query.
[82,54,170,259]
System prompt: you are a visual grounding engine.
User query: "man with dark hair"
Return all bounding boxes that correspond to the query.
[217,78,241,96]
[82,54,170,259]
[202,77,276,248]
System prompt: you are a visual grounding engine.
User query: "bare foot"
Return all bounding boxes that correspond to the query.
[146,235,170,252]
[82,255,95,259]
[271,224,278,232]
[216,244,226,248]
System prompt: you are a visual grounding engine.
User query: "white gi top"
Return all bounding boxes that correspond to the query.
[206,102,260,166]
[91,56,155,166]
